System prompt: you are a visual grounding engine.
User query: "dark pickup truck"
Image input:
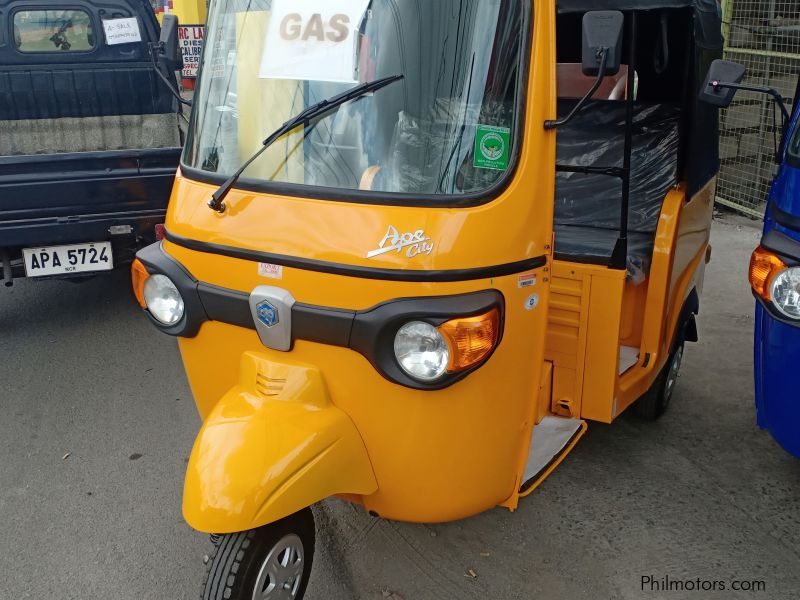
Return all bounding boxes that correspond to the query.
[0,0,183,285]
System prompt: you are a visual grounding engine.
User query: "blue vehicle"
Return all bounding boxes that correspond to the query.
[701,61,800,458]
[751,97,800,459]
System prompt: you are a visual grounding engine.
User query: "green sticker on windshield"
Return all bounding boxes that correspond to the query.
[474,125,510,170]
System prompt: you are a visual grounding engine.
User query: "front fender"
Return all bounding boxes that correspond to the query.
[183,352,378,533]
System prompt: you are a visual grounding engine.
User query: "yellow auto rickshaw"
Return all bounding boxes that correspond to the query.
[133,0,723,597]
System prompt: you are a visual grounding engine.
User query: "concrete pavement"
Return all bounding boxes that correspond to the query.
[0,215,798,600]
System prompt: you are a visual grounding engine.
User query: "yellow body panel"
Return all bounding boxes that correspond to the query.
[617,181,714,413]
[176,260,551,523]
[544,261,626,422]
[184,353,377,533]
[542,183,714,422]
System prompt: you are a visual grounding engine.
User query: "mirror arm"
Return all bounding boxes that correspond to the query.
[544,48,608,130]
[149,42,192,107]
[710,80,789,123]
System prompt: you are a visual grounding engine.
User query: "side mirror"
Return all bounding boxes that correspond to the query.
[158,14,183,72]
[699,59,746,108]
[582,11,624,76]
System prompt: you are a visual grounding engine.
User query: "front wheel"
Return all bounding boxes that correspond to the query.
[202,508,315,600]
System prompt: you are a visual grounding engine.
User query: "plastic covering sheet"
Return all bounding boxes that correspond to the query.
[373,98,513,195]
[554,100,680,278]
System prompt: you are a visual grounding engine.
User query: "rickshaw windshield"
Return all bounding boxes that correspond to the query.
[183,0,528,199]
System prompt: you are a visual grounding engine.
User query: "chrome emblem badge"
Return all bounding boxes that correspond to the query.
[256,300,279,328]
[250,287,295,352]
[367,225,434,259]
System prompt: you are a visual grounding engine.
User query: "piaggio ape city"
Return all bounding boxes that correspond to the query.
[133,0,724,597]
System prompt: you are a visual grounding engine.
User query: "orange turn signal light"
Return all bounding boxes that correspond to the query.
[749,246,786,301]
[438,308,500,372]
[131,258,150,309]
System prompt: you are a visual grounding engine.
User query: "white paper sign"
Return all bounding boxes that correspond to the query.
[259,0,370,83]
[103,18,141,45]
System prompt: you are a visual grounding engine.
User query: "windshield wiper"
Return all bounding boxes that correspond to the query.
[207,74,404,213]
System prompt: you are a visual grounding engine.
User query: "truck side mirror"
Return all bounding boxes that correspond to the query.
[158,14,183,73]
[699,59,745,108]
[582,11,624,76]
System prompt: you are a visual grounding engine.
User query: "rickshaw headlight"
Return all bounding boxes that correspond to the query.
[394,321,450,381]
[143,274,185,325]
[770,266,800,320]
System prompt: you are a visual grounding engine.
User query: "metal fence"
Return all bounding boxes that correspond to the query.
[717,0,800,217]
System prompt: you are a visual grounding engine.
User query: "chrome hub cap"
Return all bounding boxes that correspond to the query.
[252,534,305,600]
[664,345,684,406]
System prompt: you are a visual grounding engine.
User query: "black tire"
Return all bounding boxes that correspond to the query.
[632,341,685,421]
[202,508,315,600]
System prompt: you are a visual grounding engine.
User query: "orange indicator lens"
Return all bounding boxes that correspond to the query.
[131,258,150,309]
[438,308,500,372]
[749,246,786,301]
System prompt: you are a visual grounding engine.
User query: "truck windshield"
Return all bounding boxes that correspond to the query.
[184,0,528,198]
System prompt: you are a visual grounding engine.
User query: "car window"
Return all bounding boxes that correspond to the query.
[13,9,95,53]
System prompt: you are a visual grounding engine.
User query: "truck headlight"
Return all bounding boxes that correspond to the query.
[771,266,800,319]
[393,321,450,382]
[143,274,185,325]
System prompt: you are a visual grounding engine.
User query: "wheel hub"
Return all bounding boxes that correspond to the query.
[252,533,305,600]
[664,345,684,406]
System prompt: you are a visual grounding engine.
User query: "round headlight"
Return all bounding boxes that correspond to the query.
[771,266,800,320]
[393,321,450,382]
[143,274,185,325]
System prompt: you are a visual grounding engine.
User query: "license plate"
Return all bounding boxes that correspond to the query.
[22,242,113,277]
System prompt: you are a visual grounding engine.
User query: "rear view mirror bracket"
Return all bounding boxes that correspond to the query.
[700,59,789,160]
[707,80,789,124]
[544,10,623,130]
[149,14,191,107]
[544,48,609,130]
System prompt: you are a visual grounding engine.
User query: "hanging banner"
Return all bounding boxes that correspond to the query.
[178,24,204,79]
[259,0,370,83]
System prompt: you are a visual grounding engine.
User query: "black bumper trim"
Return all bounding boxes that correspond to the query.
[136,242,507,389]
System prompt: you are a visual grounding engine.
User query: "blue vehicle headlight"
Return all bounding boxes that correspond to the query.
[770,266,800,320]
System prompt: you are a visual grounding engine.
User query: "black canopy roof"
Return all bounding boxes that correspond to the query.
[557,0,723,49]
[557,0,718,12]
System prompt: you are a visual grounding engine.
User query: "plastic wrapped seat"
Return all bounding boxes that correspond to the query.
[553,100,680,277]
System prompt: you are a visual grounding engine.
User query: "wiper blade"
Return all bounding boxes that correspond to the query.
[208,74,404,213]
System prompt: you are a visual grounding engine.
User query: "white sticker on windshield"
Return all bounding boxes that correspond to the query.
[259,0,370,83]
[103,18,142,45]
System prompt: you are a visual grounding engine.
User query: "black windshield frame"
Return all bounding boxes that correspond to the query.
[179,1,533,209]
